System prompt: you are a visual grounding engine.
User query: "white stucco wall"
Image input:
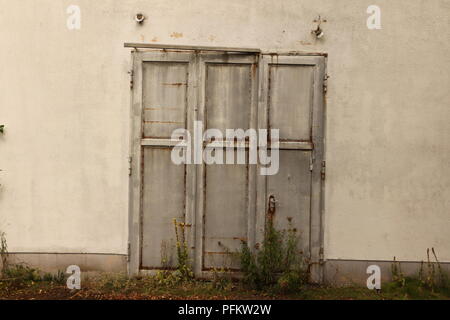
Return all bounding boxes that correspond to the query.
[0,0,449,262]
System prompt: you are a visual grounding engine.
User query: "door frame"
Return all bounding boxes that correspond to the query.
[127,46,326,282]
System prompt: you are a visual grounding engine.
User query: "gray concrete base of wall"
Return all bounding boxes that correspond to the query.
[2,254,449,287]
[1,253,127,274]
[324,259,450,286]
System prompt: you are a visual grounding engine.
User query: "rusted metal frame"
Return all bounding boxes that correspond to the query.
[140,139,184,147]
[129,48,326,279]
[247,54,259,260]
[263,54,321,66]
[196,53,257,64]
[201,141,312,150]
[320,56,328,280]
[140,51,194,63]
[194,53,206,277]
[185,53,198,270]
[128,51,143,275]
[125,43,261,54]
[262,51,327,57]
[309,56,326,283]
[255,55,269,251]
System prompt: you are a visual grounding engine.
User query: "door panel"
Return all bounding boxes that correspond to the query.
[258,55,325,280]
[269,65,314,141]
[266,150,311,256]
[203,162,248,269]
[199,54,258,271]
[141,148,185,269]
[205,64,252,131]
[142,62,188,138]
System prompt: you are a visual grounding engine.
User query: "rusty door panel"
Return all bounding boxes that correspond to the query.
[266,150,311,256]
[203,162,248,270]
[199,54,258,271]
[141,148,186,269]
[265,62,315,256]
[142,62,189,138]
[269,65,314,141]
[205,64,252,132]
[258,55,325,281]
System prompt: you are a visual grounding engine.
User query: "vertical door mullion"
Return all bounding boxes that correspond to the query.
[255,55,269,250]
[194,54,206,276]
[309,58,325,283]
[246,57,259,253]
[185,53,198,269]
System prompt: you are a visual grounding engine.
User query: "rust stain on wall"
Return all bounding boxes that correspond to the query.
[170,32,183,38]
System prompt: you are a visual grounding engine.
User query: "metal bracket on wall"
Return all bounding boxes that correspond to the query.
[323,74,330,93]
[128,157,133,176]
[128,70,134,89]
[321,161,326,181]
[319,247,325,265]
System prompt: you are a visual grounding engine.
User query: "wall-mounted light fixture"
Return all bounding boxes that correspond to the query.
[312,15,327,39]
[135,13,146,24]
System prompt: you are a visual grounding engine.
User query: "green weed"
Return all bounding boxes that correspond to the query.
[240,215,309,292]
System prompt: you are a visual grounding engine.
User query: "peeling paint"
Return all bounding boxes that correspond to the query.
[170,32,183,39]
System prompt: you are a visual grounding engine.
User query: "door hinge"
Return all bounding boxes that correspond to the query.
[127,242,131,262]
[321,160,326,180]
[128,70,134,89]
[319,247,324,265]
[310,154,315,171]
[323,74,330,93]
[128,156,133,176]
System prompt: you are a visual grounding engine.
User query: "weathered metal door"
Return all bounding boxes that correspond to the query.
[195,54,259,273]
[129,51,198,271]
[129,48,325,280]
[257,55,325,281]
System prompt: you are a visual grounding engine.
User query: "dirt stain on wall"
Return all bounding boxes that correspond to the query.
[170,32,183,38]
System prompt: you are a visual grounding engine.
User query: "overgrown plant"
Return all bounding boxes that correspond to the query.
[210,267,233,290]
[391,256,405,287]
[0,232,9,277]
[418,248,449,292]
[387,249,450,298]
[172,218,194,281]
[42,270,67,284]
[0,125,3,188]
[2,264,41,282]
[240,216,309,291]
